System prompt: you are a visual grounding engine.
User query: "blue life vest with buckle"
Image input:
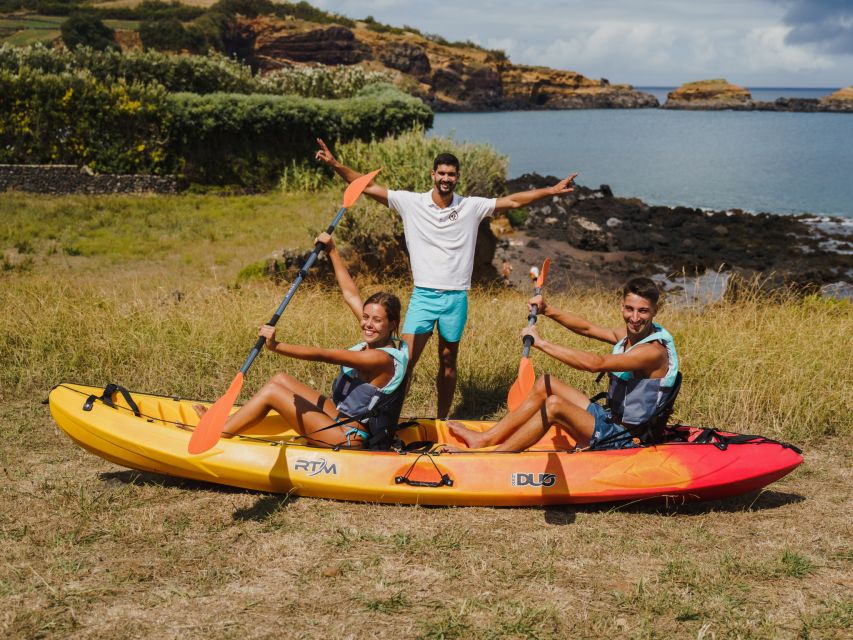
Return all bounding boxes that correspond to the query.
[607,323,679,427]
[331,341,408,422]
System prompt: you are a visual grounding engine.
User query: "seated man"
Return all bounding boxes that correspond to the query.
[448,277,679,451]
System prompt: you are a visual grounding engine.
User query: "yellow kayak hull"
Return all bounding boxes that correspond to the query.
[49,383,802,506]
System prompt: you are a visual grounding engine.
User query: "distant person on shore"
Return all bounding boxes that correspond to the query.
[501,258,513,286]
[315,137,578,419]
[194,233,407,448]
[445,277,679,451]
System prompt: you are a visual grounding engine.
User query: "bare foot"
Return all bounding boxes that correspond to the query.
[192,404,235,438]
[438,444,466,453]
[447,420,489,449]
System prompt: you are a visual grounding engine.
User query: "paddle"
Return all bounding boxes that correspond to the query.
[187,169,382,454]
[506,258,551,412]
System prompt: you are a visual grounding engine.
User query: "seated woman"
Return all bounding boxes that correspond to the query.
[194,232,408,448]
[447,277,678,452]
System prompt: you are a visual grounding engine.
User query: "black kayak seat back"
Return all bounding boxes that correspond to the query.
[364,376,409,450]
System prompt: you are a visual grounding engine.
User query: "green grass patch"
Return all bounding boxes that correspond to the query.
[4,28,60,45]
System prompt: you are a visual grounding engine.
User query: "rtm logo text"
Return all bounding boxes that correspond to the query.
[511,473,557,487]
[294,458,338,476]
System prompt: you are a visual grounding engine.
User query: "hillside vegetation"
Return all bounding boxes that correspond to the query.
[0,43,431,186]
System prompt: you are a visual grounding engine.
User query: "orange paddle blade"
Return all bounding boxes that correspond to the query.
[536,258,551,288]
[343,168,381,208]
[507,356,535,412]
[187,372,244,455]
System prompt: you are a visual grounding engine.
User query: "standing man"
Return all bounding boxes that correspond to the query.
[315,138,577,418]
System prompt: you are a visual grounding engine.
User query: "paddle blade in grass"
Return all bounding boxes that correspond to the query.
[187,372,243,455]
[507,356,535,412]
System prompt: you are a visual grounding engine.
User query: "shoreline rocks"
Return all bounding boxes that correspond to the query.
[497,174,852,294]
[664,79,853,113]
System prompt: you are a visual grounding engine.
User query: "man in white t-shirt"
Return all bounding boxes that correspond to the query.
[315,138,577,418]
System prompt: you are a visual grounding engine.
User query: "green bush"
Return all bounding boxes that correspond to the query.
[0,45,398,98]
[0,44,257,94]
[168,85,432,187]
[281,128,507,242]
[0,47,432,186]
[506,208,528,227]
[257,65,394,99]
[0,68,173,173]
[138,17,207,53]
[281,127,506,196]
[60,13,118,52]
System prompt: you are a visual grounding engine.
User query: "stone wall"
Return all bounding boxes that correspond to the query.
[0,165,179,195]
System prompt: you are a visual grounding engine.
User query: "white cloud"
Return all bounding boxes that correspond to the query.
[742,26,835,72]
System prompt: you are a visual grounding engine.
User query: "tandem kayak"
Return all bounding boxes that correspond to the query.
[48,383,803,507]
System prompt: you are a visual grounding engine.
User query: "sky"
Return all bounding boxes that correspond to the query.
[311,0,853,88]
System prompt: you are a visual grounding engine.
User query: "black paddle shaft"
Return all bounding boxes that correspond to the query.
[239,208,345,375]
[521,284,543,358]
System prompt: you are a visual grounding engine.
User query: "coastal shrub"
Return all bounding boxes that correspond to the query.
[257,65,394,99]
[167,85,432,187]
[0,44,257,94]
[98,0,206,22]
[506,207,528,227]
[0,45,397,98]
[0,47,431,185]
[60,13,119,52]
[281,128,507,196]
[281,128,507,242]
[0,68,173,173]
[138,17,208,53]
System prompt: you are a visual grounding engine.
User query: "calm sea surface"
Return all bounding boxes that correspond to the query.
[430,91,853,217]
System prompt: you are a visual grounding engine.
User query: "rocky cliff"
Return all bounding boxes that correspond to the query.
[664,79,853,112]
[232,17,657,111]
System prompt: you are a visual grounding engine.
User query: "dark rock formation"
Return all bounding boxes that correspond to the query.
[500,173,852,292]
[248,24,369,69]
[377,41,431,80]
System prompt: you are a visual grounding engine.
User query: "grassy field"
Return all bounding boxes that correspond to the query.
[1,191,851,639]
[0,14,138,47]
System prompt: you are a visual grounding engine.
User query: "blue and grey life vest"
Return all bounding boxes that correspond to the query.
[331,341,409,422]
[607,323,679,427]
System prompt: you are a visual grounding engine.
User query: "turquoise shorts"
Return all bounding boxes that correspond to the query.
[402,287,469,343]
[586,402,637,450]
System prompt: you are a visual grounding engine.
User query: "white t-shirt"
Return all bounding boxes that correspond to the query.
[387,190,496,290]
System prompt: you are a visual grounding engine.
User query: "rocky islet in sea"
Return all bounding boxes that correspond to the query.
[662,79,853,112]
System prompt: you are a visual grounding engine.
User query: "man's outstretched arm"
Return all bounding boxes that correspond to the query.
[493,173,577,213]
[315,138,389,206]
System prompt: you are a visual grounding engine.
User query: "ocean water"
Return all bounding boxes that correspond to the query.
[430,106,853,217]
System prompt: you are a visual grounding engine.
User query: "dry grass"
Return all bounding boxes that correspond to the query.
[1,191,851,638]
